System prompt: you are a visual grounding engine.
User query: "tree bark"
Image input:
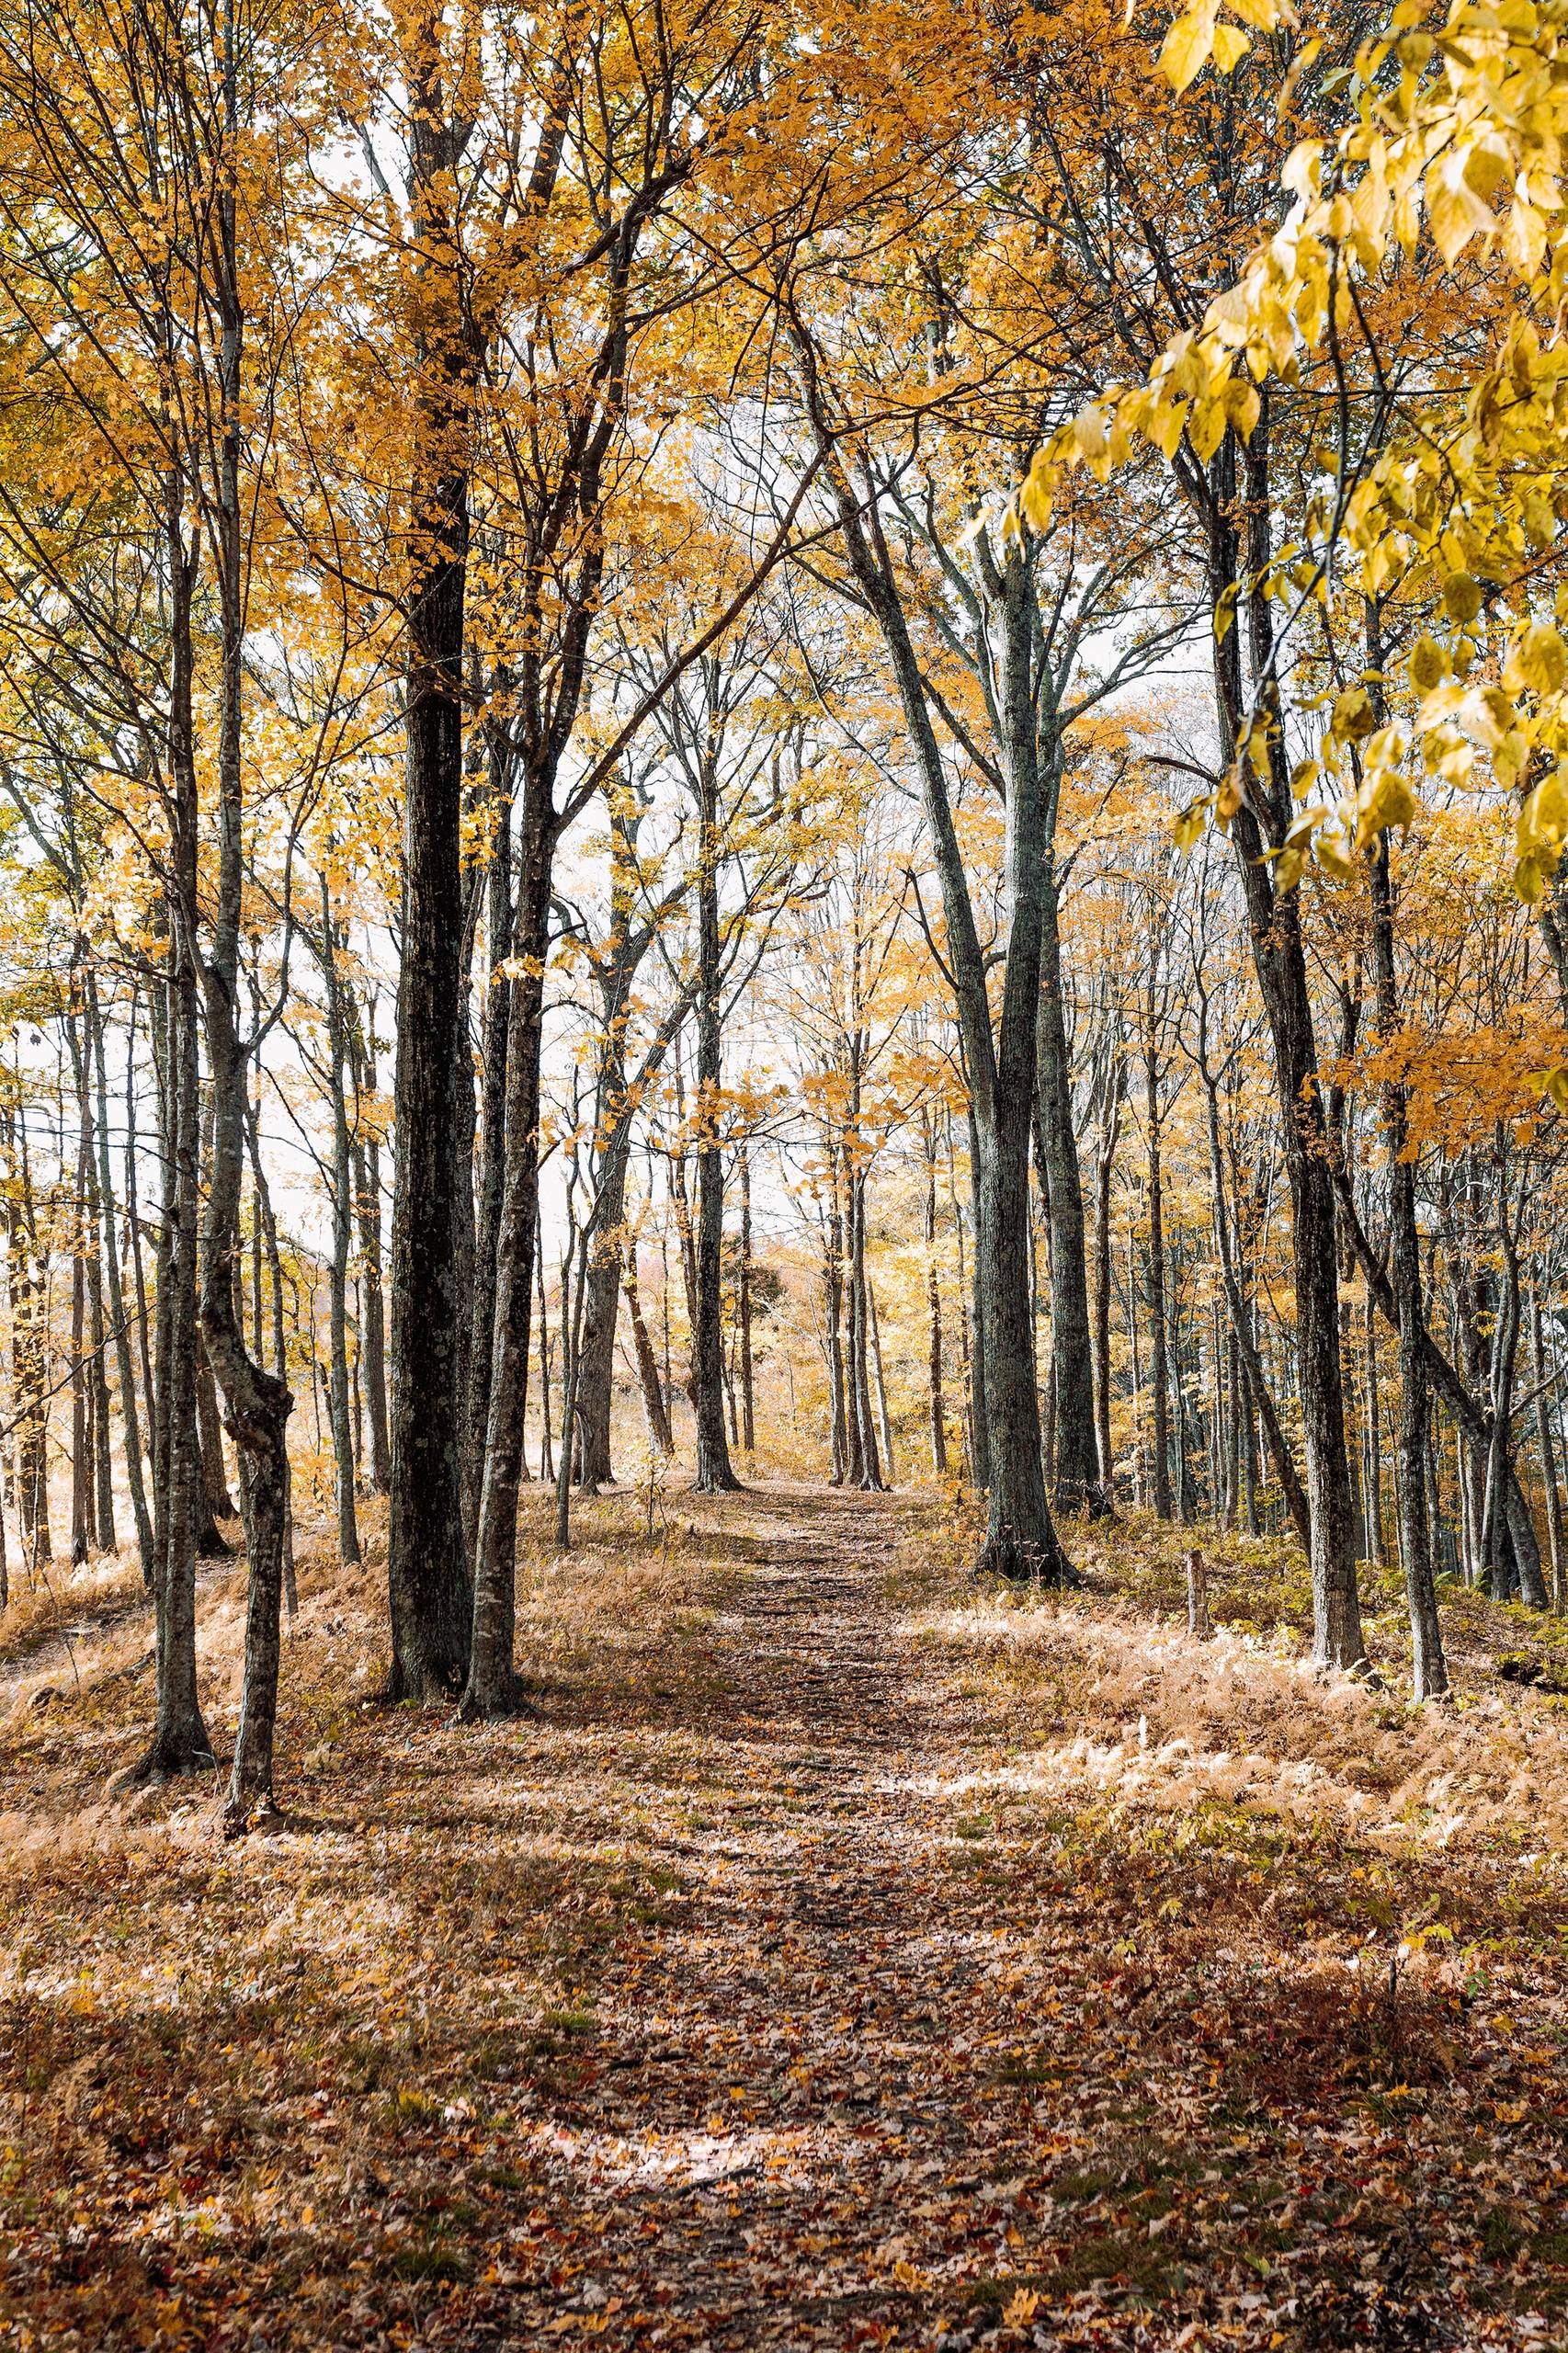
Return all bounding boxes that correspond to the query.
[691,729,738,1494]
[1034,869,1104,1516]
[387,20,477,1701]
[319,886,361,1567]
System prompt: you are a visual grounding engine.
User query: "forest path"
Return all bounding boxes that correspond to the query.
[483,1478,1060,2347]
[6,1479,1550,2350]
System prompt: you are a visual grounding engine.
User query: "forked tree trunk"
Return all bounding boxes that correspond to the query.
[461,793,551,1719]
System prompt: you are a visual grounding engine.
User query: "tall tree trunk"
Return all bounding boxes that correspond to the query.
[824,1174,848,1484]
[1364,1290,1384,1569]
[923,1112,948,1475]
[846,1141,882,1491]
[199,66,294,1818]
[88,975,153,1581]
[349,1001,391,1495]
[466,724,514,1518]
[738,1142,755,1454]
[320,891,361,1567]
[460,786,551,1718]
[387,21,477,1702]
[691,738,737,1494]
[1035,870,1103,1516]
[1144,1041,1172,1521]
[1091,1053,1122,1496]
[1218,420,1365,1669]
[869,1278,894,1483]
[1531,1284,1566,1613]
[69,1076,90,1567]
[127,465,212,1784]
[1368,827,1447,1695]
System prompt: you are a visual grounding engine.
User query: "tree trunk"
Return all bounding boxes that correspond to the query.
[1367,828,1447,1694]
[320,890,362,1567]
[1035,870,1103,1516]
[467,725,514,1517]
[386,28,477,1702]
[1215,422,1365,1669]
[1532,1284,1565,1613]
[691,747,738,1494]
[869,1278,894,1484]
[923,1115,948,1475]
[739,1142,756,1454]
[460,788,551,1719]
[1091,1054,1122,1496]
[1144,1043,1172,1520]
[349,1002,391,1495]
[626,1250,672,1454]
[88,975,153,1581]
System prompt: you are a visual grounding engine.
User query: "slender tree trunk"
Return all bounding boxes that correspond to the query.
[467,726,514,1515]
[461,789,551,1718]
[626,1250,672,1454]
[69,1080,90,1567]
[923,1115,948,1475]
[869,1279,894,1484]
[1145,1045,1172,1520]
[320,892,361,1567]
[89,977,153,1580]
[538,1227,553,1483]
[1035,870,1103,1516]
[387,28,477,1702]
[1091,1055,1122,1496]
[739,1142,755,1454]
[1531,1284,1565,1612]
[847,1155,882,1492]
[824,1176,848,1484]
[1365,1290,1384,1569]
[1218,421,1365,1669]
[964,1097,991,1496]
[691,742,737,1493]
[1368,828,1447,1695]
[349,1004,390,1495]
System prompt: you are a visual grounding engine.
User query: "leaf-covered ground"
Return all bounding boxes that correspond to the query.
[3,1483,1568,2350]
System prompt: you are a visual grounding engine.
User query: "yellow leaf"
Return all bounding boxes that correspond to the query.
[1019,462,1052,532]
[1211,23,1251,70]
[1221,376,1260,437]
[1159,7,1215,93]
[1506,620,1567,699]
[1426,159,1495,264]
[1330,685,1375,742]
[1173,798,1209,854]
[1354,765,1417,851]
[1072,405,1108,463]
[1441,573,1483,624]
[1316,830,1354,881]
[1408,634,1446,694]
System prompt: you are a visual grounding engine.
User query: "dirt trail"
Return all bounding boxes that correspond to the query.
[5,1481,1558,2350]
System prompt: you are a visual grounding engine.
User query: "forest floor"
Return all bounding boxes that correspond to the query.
[3,1479,1568,2351]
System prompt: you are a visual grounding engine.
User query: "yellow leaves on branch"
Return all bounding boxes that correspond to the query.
[1044,1,1568,915]
[1155,0,1274,94]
